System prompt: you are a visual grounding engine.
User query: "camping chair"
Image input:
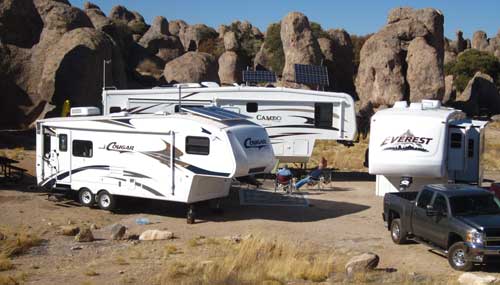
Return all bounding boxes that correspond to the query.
[274,173,295,194]
[306,169,332,190]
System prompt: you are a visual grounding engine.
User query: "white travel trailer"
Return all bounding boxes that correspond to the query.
[101,83,357,163]
[369,100,488,196]
[36,106,276,223]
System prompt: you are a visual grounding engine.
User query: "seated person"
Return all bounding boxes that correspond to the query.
[295,157,327,190]
[276,165,292,183]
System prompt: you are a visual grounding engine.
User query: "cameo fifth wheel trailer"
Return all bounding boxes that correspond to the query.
[101,83,357,163]
[36,106,276,223]
[369,100,488,196]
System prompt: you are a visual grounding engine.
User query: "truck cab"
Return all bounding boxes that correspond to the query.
[383,184,500,271]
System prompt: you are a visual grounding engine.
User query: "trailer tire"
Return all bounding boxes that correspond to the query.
[390,219,407,244]
[78,188,94,207]
[448,242,474,271]
[97,190,116,211]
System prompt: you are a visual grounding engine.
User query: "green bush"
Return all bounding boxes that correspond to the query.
[128,21,149,35]
[263,23,285,75]
[198,38,225,59]
[444,49,500,92]
[310,22,329,39]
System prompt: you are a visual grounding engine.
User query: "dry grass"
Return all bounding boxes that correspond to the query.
[0,228,42,258]
[114,257,129,266]
[0,272,28,285]
[310,136,369,171]
[484,123,500,171]
[83,269,99,277]
[0,256,13,272]
[164,245,181,256]
[155,236,338,285]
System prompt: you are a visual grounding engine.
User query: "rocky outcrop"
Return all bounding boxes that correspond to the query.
[0,0,43,48]
[443,75,456,104]
[280,12,322,83]
[322,29,356,94]
[454,72,500,115]
[164,52,219,83]
[218,52,243,84]
[139,16,183,63]
[179,24,218,51]
[223,31,239,52]
[0,0,126,129]
[169,19,187,37]
[472,31,489,52]
[355,7,444,108]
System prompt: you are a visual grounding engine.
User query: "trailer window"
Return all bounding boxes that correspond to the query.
[314,103,333,128]
[468,139,474,158]
[109,106,122,113]
[72,140,93,158]
[43,134,51,157]
[59,134,68,152]
[186,136,209,155]
[246,102,258,113]
[417,189,434,209]
[450,133,462,149]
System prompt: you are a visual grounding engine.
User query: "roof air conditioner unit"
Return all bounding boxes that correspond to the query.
[70,107,100,117]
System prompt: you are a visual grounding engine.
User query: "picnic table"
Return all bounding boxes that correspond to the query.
[0,156,26,182]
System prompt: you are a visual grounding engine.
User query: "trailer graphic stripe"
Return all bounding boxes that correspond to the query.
[186,165,230,177]
[265,125,339,131]
[135,182,164,197]
[269,132,319,139]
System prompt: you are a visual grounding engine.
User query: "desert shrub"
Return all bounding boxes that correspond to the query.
[128,21,148,35]
[198,37,225,59]
[310,22,329,39]
[444,49,500,92]
[0,229,41,258]
[263,23,285,75]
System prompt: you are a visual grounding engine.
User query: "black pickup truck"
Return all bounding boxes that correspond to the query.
[383,184,500,271]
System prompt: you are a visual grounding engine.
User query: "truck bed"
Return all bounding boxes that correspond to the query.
[383,191,419,231]
[386,191,419,202]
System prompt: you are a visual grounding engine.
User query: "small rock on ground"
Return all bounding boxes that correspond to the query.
[59,226,80,236]
[458,273,497,285]
[139,230,174,241]
[75,228,94,242]
[0,232,5,240]
[110,224,127,240]
[345,252,380,277]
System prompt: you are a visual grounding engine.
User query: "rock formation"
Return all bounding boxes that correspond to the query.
[280,12,322,83]
[472,31,489,52]
[218,32,243,84]
[355,7,445,108]
[179,24,217,51]
[164,52,219,83]
[453,72,500,116]
[139,16,183,63]
[169,19,187,37]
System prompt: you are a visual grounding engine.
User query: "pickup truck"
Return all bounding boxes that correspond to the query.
[383,184,500,271]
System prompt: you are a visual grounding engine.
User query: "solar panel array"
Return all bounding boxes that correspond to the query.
[294,64,329,86]
[242,70,277,83]
[181,106,250,121]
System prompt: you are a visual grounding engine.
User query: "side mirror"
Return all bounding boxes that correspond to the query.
[426,205,438,216]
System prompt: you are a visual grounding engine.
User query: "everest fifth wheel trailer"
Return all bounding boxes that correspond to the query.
[36,106,276,223]
[369,100,488,197]
[101,83,357,163]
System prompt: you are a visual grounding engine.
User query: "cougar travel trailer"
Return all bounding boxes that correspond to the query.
[369,100,488,196]
[101,84,357,163]
[36,106,276,222]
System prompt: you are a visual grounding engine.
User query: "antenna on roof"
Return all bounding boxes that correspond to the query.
[294,64,329,91]
[102,59,112,90]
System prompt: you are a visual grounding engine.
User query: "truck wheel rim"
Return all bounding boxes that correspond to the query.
[100,194,110,207]
[452,249,466,267]
[392,224,400,240]
[82,191,92,204]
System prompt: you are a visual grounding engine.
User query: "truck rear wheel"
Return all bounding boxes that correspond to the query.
[448,242,474,271]
[97,190,116,211]
[390,219,407,244]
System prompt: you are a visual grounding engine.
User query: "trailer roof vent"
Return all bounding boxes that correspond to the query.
[421,100,441,109]
[409,103,422,110]
[393,101,408,109]
[70,107,100,117]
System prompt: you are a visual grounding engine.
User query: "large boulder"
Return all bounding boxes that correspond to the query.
[472,31,489,52]
[83,2,113,32]
[443,75,456,104]
[458,273,497,285]
[325,29,356,94]
[139,230,174,241]
[454,72,500,116]
[456,30,467,53]
[280,12,322,83]
[109,5,136,23]
[345,252,380,277]
[0,0,43,48]
[164,52,219,83]
[223,31,239,52]
[179,24,218,51]
[406,37,444,101]
[169,19,187,37]
[355,7,444,108]
[218,51,243,84]
[139,16,183,63]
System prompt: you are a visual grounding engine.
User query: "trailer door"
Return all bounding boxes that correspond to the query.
[55,129,71,185]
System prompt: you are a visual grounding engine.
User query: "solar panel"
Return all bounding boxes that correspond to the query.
[181,106,250,121]
[294,64,329,86]
[242,70,277,83]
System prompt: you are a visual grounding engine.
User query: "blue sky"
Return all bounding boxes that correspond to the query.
[70,0,500,39]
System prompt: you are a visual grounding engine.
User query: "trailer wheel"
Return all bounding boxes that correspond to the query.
[97,190,116,211]
[448,242,474,271]
[390,219,407,244]
[78,188,95,207]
